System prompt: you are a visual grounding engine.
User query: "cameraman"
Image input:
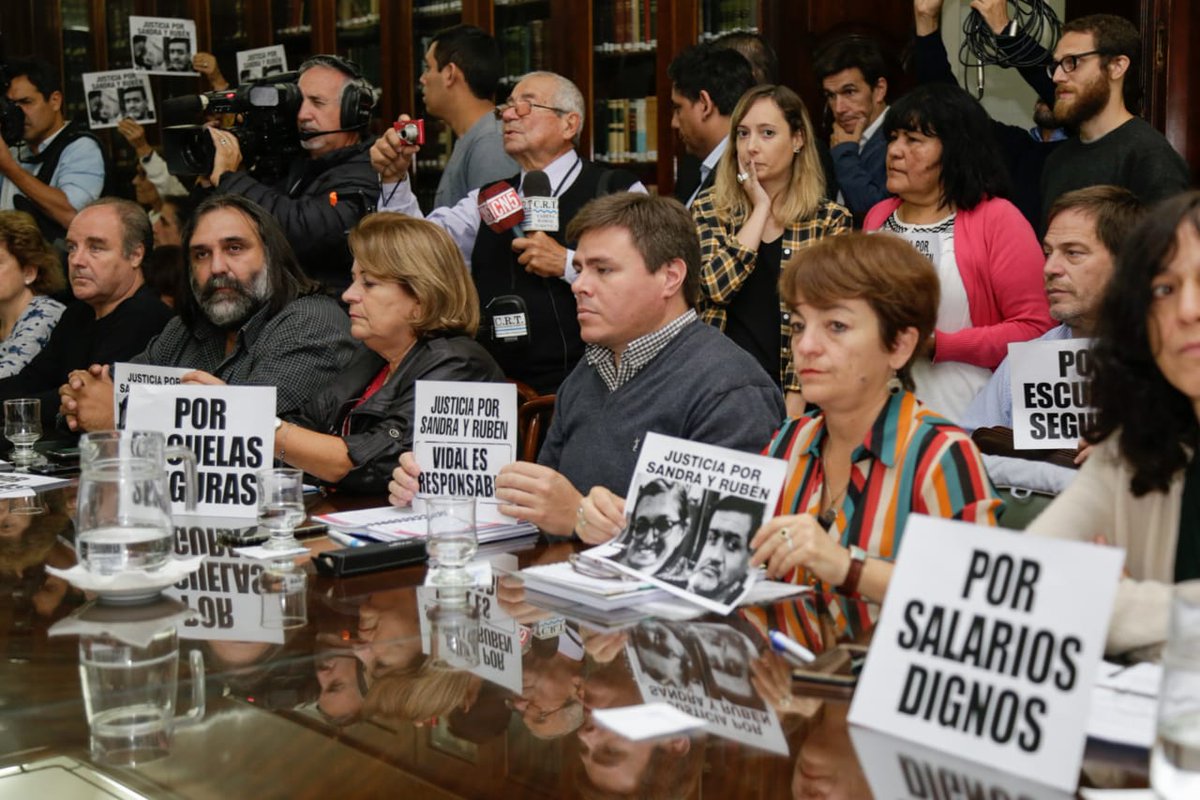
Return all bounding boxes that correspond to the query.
[0,57,105,244]
[206,55,377,290]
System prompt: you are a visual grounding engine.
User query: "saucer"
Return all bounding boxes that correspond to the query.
[47,555,207,604]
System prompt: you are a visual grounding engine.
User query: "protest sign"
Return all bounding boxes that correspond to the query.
[413,381,517,524]
[236,45,288,82]
[125,384,276,518]
[1009,338,1096,450]
[585,432,787,614]
[164,518,284,644]
[626,619,788,755]
[848,516,1123,792]
[130,16,198,75]
[82,70,156,129]
[113,363,191,429]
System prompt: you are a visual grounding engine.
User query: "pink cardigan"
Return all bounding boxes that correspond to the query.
[864,196,1053,369]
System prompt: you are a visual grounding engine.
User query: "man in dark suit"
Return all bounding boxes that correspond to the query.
[667,45,756,209]
[813,36,891,223]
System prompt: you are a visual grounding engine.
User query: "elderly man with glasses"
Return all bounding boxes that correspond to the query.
[373,71,645,394]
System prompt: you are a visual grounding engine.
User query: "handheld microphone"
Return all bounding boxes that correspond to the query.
[478,181,525,236]
[521,170,559,233]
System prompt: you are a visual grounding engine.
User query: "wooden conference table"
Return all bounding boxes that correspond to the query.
[0,482,1151,799]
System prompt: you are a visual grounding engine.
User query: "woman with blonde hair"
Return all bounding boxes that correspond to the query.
[693,84,850,415]
[277,213,503,493]
[0,211,66,378]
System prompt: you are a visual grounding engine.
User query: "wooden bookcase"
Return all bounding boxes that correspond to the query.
[1,0,1193,205]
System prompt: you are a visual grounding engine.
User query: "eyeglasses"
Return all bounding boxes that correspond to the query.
[494,98,570,120]
[631,516,684,539]
[1045,50,1108,78]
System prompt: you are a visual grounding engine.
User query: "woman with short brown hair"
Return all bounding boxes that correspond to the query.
[750,233,999,603]
[0,211,66,378]
[276,214,503,493]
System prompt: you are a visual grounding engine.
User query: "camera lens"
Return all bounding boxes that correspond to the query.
[398,122,420,144]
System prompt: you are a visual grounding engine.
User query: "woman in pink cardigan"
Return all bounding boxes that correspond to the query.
[864,84,1053,422]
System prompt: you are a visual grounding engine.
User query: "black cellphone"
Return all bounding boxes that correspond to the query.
[44,446,81,464]
[26,461,80,477]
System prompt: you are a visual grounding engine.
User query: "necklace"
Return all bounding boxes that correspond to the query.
[817,447,850,531]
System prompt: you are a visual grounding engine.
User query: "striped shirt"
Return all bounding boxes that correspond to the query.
[766,391,1000,579]
[692,190,851,391]
[747,391,1001,643]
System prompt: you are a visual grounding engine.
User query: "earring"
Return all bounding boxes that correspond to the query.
[793,146,800,153]
[886,372,902,396]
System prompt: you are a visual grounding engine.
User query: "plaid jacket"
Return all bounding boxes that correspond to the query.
[692,190,851,391]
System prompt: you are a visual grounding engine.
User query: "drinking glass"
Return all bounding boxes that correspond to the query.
[256,468,306,551]
[1152,580,1200,799]
[424,496,478,587]
[4,398,40,465]
[257,558,307,629]
[426,590,481,669]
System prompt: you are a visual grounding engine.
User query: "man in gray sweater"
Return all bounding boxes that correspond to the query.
[389,193,785,538]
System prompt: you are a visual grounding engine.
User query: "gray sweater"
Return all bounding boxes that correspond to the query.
[539,320,785,495]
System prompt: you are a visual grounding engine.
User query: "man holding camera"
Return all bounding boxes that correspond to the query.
[206,55,377,290]
[0,57,105,243]
[372,71,643,393]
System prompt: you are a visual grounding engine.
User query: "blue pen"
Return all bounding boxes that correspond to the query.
[768,629,816,664]
[328,530,366,549]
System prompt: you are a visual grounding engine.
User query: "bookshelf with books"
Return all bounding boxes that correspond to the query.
[494,0,551,92]
[698,0,760,39]
[589,0,664,191]
[272,0,316,71]
[336,0,383,109]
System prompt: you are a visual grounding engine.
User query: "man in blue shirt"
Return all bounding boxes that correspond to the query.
[0,58,105,244]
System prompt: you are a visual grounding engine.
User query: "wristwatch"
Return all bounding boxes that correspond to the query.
[838,545,868,595]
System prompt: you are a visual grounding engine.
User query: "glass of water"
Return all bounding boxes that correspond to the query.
[1152,579,1200,799]
[424,496,478,587]
[256,468,305,551]
[4,398,40,465]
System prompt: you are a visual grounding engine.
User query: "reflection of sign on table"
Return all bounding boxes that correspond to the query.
[416,572,522,693]
[236,45,287,83]
[1009,338,1095,450]
[130,16,198,76]
[414,381,516,523]
[82,70,156,129]
[164,518,282,645]
[125,384,275,518]
[848,516,1123,793]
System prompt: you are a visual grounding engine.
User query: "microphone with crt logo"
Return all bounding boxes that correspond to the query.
[478,181,525,236]
[521,170,559,234]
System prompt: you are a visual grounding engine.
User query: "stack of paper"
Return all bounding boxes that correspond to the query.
[1086,660,1160,749]
[520,560,672,610]
[315,505,538,544]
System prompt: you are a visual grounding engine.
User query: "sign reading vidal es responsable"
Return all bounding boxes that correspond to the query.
[847,515,1123,793]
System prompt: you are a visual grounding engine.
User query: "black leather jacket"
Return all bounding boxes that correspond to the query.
[290,333,504,494]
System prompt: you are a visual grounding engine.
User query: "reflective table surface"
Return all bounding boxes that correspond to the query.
[0,485,1151,799]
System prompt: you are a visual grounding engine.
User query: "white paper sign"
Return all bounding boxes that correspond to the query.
[626,619,789,755]
[1009,338,1096,450]
[113,363,191,428]
[848,516,1124,793]
[236,45,288,83]
[125,384,276,518]
[586,431,787,614]
[82,70,156,129]
[164,518,284,644]
[130,16,198,76]
[413,381,517,524]
[416,573,523,694]
[849,725,1074,800]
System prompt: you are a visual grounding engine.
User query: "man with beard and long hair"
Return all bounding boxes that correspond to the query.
[58,194,355,432]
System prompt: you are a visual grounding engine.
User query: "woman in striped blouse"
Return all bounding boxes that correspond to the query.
[749,233,1000,603]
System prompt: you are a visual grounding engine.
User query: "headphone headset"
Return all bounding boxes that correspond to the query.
[299,54,378,130]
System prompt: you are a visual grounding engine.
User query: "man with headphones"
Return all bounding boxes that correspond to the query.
[206,55,378,290]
